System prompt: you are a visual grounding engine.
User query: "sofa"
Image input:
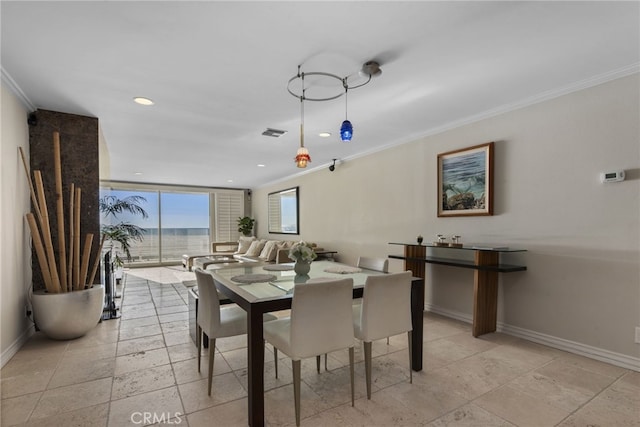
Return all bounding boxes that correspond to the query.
[183,237,322,270]
[231,236,322,264]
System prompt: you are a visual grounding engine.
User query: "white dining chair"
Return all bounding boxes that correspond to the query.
[264,277,355,426]
[194,268,275,396]
[356,256,389,273]
[356,256,392,343]
[353,270,413,399]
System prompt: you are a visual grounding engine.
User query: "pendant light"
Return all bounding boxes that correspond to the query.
[340,82,353,142]
[287,61,381,150]
[294,86,311,168]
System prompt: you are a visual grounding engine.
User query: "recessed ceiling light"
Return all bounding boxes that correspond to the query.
[133,97,154,106]
[227,179,233,183]
[319,132,331,138]
[257,164,266,167]
[134,172,143,175]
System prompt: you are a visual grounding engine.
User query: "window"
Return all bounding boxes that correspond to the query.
[160,192,210,262]
[100,184,245,266]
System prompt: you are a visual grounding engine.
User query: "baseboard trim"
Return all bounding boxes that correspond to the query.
[1,324,36,368]
[425,304,640,372]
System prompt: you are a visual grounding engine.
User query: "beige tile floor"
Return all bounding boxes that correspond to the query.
[2,267,638,426]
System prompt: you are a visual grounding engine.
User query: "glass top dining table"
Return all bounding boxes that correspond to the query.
[206,260,425,426]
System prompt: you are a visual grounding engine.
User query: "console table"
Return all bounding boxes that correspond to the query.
[389,242,526,337]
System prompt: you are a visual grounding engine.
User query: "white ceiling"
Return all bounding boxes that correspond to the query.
[2,1,638,189]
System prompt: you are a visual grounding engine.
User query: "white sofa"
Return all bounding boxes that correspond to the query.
[183,238,323,270]
[232,237,322,264]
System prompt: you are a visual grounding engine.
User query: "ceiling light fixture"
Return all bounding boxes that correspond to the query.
[340,82,352,142]
[287,61,381,144]
[294,83,311,168]
[133,97,154,106]
[360,61,383,78]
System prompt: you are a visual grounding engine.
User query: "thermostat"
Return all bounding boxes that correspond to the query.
[600,170,625,183]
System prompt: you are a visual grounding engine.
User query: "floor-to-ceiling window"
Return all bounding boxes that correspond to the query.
[100,184,245,266]
[160,192,210,262]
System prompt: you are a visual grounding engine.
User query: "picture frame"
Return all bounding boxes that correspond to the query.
[437,142,494,217]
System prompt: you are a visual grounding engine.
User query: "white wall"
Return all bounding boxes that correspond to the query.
[253,74,640,368]
[1,82,34,366]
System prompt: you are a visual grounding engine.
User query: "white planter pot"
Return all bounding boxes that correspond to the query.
[32,285,105,340]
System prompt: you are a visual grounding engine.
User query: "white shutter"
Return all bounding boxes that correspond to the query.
[268,194,282,233]
[214,192,244,242]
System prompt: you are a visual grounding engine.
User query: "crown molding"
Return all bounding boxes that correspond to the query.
[1,67,36,112]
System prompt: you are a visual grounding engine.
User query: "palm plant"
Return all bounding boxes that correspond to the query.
[99,195,148,266]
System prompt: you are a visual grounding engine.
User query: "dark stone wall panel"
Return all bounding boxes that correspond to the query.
[28,109,100,291]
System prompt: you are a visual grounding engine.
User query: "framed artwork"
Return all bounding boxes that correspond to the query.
[437,142,494,217]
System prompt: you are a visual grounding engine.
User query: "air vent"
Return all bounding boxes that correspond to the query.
[262,128,287,138]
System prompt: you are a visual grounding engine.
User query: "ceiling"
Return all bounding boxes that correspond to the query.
[2,1,638,189]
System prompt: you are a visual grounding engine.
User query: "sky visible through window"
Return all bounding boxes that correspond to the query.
[100,189,209,228]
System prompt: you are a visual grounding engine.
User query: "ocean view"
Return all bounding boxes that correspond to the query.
[126,228,212,263]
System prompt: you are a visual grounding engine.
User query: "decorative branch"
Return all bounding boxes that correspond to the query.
[88,234,106,287]
[25,213,54,292]
[79,234,93,290]
[53,131,68,291]
[74,187,81,289]
[23,132,102,293]
[34,171,61,293]
[67,183,75,292]
[18,147,43,224]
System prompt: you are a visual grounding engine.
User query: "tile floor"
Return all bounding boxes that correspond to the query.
[2,267,638,426]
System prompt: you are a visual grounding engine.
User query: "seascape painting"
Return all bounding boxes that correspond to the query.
[437,142,494,217]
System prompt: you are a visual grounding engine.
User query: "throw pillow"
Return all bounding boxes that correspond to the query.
[261,240,283,261]
[259,240,277,260]
[236,236,256,254]
[245,240,267,257]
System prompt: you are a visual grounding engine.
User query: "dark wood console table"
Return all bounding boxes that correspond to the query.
[389,243,526,337]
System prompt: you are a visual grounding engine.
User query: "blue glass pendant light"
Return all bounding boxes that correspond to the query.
[340,120,353,141]
[340,85,353,142]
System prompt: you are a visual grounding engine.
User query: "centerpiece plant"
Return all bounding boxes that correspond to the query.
[288,241,317,263]
[288,241,317,275]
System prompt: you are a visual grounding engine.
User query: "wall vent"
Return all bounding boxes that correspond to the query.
[262,128,287,137]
